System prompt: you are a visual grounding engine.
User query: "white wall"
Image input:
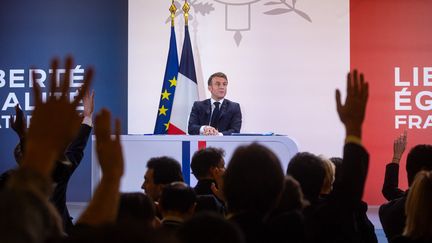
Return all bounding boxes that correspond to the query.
[128,0,349,157]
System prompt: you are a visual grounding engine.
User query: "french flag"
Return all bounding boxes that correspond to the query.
[168,25,198,134]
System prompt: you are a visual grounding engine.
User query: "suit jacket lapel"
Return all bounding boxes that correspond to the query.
[218,100,228,121]
[205,99,212,124]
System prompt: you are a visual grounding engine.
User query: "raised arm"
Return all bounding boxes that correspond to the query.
[382,131,407,200]
[9,104,27,163]
[334,70,369,202]
[9,104,27,140]
[64,90,95,167]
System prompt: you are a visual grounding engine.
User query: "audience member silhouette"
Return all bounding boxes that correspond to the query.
[159,182,197,231]
[287,152,326,204]
[380,143,432,240]
[190,147,226,214]
[267,176,307,243]
[392,171,432,243]
[141,156,184,202]
[223,143,284,243]
[117,192,156,227]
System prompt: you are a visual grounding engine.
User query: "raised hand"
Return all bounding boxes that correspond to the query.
[83,89,95,118]
[335,70,369,138]
[392,130,407,164]
[9,104,27,140]
[21,56,93,177]
[94,109,124,180]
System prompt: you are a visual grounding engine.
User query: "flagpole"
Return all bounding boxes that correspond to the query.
[170,0,176,27]
[182,0,190,26]
[153,1,180,134]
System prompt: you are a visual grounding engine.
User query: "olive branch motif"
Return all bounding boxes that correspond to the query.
[162,0,312,46]
[264,0,312,22]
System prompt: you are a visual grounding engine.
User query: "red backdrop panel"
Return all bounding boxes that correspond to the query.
[350,0,432,204]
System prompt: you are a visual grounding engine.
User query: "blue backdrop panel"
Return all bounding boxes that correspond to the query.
[0,0,128,201]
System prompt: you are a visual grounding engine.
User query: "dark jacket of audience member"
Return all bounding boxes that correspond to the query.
[380,145,432,241]
[290,144,375,243]
[52,124,92,233]
[330,157,378,243]
[191,147,226,214]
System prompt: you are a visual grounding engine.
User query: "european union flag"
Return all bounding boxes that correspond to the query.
[154,26,179,134]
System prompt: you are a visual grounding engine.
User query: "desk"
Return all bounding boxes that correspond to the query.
[91,135,298,193]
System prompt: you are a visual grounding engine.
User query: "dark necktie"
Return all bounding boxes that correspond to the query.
[210,101,221,128]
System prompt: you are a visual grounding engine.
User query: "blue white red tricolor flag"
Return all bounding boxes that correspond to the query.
[168,25,198,134]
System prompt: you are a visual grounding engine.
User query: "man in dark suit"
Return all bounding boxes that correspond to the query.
[188,72,242,135]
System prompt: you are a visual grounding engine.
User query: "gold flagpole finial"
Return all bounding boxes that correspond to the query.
[182,1,190,26]
[169,0,177,27]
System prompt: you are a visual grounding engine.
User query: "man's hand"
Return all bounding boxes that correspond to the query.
[203,126,219,136]
[392,130,407,164]
[21,56,93,177]
[9,104,27,140]
[211,182,226,203]
[83,89,95,118]
[94,109,124,181]
[210,166,226,202]
[335,70,369,138]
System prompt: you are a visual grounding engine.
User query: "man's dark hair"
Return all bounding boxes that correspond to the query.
[191,147,225,179]
[146,156,183,184]
[223,143,284,216]
[117,192,155,225]
[207,72,228,86]
[406,144,432,186]
[286,152,326,203]
[159,182,196,213]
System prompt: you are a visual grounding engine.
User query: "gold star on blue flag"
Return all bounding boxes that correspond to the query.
[154,25,179,134]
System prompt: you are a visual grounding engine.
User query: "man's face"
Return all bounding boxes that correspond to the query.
[211,158,226,180]
[208,76,228,100]
[141,168,161,201]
